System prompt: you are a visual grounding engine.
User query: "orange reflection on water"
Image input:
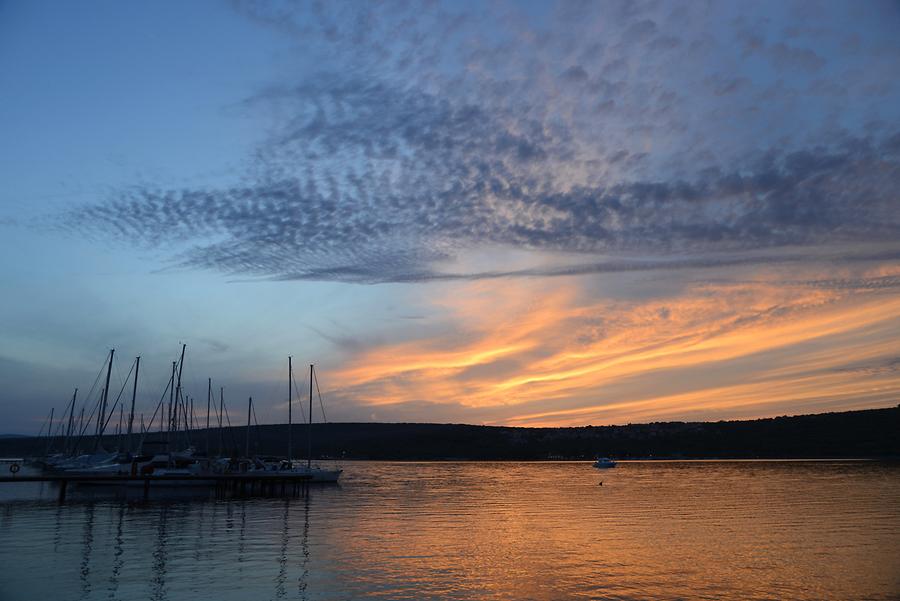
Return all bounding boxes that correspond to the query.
[314,461,900,600]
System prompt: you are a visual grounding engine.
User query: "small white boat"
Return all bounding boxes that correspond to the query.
[44,451,119,472]
[593,457,617,468]
[295,466,342,483]
[276,359,342,484]
[251,462,342,483]
[76,451,216,486]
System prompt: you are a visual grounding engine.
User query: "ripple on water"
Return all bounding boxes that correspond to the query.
[0,460,898,600]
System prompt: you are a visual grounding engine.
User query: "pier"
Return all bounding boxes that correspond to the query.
[0,473,316,502]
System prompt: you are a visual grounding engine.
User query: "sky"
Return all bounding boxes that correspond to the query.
[1,0,899,433]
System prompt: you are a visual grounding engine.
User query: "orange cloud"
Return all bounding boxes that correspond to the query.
[330,264,900,425]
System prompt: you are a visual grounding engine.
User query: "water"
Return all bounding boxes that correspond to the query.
[1,460,898,600]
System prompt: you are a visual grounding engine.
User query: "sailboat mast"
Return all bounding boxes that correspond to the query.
[174,344,186,437]
[127,356,139,453]
[308,364,313,469]
[116,404,124,452]
[218,387,224,457]
[97,349,115,437]
[66,388,77,447]
[45,407,55,456]
[288,356,293,463]
[206,378,211,456]
[246,397,252,458]
[167,361,176,448]
[77,407,85,445]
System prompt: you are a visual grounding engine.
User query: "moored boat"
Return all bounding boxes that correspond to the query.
[246,459,342,483]
[261,359,342,483]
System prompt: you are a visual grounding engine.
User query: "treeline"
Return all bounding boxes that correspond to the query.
[2,406,897,460]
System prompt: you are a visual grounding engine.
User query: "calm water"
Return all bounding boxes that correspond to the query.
[0,461,898,600]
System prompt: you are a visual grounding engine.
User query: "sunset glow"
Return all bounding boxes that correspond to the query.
[1,0,899,431]
[3,4,900,601]
[331,261,900,425]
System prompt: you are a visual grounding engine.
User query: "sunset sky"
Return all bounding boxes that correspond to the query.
[1,0,899,433]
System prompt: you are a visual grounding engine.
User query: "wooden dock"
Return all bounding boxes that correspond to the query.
[0,473,316,501]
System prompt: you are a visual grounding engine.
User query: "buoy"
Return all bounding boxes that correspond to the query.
[9,463,20,474]
[598,481,603,486]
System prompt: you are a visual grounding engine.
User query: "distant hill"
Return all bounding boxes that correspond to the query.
[1,406,897,460]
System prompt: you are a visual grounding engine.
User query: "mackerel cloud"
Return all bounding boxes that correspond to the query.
[65,0,900,283]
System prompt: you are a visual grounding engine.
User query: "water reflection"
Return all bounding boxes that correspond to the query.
[0,462,897,600]
[299,493,310,601]
[79,503,94,599]
[108,504,125,598]
[52,503,63,552]
[237,499,246,568]
[275,498,290,599]
[151,504,169,601]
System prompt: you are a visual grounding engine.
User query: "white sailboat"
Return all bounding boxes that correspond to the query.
[248,359,341,483]
[66,345,215,486]
[593,457,617,468]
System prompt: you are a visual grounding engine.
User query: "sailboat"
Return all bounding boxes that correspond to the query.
[255,359,341,483]
[65,345,217,485]
[43,349,130,473]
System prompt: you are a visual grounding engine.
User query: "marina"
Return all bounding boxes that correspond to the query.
[13,348,342,501]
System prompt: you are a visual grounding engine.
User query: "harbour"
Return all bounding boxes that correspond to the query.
[12,348,343,501]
